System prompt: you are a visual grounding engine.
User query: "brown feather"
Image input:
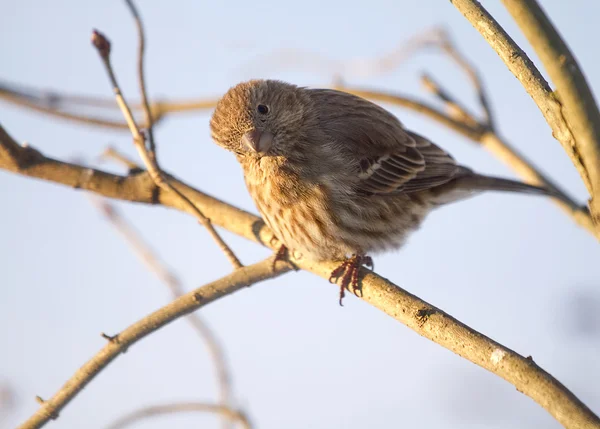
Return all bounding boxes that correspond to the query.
[209,79,556,263]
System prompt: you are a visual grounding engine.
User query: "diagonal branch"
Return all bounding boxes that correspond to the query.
[91,29,242,268]
[500,0,600,226]
[18,258,290,429]
[90,196,235,423]
[448,0,600,233]
[438,33,496,131]
[2,126,598,429]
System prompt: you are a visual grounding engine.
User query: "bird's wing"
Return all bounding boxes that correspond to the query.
[357,131,463,194]
[309,88,463,195]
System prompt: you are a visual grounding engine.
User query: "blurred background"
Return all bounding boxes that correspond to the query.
[1,1,599,428]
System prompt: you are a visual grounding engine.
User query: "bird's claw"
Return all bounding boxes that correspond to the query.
[271,244,296,271]
[329,254,373,306]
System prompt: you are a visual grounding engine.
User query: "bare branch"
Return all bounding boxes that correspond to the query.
[0,79,218,130]
[3,126,598,429]
[438,34,496,131]
[449,0,600,233]
[240,26,446,79]
[104,402,252,429]
[91,29,243,269]
[336,86,484,139]
[501,0,600,226]
[386,34,596,238]
[99,147,142,172]
[17,258,290,429]
[420,73,480,128]
[124,0,157,158]
[89,196,235,424]
[0,82,130,129]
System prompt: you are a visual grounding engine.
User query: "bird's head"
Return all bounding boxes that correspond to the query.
[210,80,312,162]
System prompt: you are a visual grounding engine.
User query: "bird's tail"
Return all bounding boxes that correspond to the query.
[430,173,563,205]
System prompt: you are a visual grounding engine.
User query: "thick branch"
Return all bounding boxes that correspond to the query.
[500,0,600,224]
[448,0,600,232]
[3,128,598,429]
[18,259,289,429]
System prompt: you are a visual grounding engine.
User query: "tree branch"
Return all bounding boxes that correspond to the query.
[17,258,289,429]
[91,29,242,268]
[104,402,252,429]
[500,0,600,226]
[0,79,218,129]
[90,196,235,424]
[448,0,600,233]
[3,126,598,429]
[0,82,131,129]
[124,0,157,158]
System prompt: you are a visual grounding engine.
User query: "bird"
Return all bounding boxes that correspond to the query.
[209,79,557,305]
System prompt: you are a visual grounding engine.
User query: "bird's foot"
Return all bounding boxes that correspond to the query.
[329,254,373,306]
[271,244,297,271]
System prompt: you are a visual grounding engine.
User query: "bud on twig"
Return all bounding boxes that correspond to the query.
[91,29,111,58]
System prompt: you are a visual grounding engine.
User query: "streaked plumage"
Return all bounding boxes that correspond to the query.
[210,80,555,303]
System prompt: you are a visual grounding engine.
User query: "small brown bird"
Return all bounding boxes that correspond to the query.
[210,79,555,304]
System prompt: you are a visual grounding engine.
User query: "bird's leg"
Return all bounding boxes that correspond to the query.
[329,254,373,306]
[271,244,293,271]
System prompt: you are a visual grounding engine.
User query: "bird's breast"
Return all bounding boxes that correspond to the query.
[241,158,431,261]
[242,159,347,260]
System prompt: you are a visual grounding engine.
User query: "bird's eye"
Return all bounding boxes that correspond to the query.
[257,104,269,115]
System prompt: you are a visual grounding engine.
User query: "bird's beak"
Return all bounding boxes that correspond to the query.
[241,129,274,154]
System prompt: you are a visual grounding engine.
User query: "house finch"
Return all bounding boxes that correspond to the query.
[210,80,557,305]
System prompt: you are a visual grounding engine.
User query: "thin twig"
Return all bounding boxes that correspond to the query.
[104,402,252,429]
[2,125,599,429]
[98,147,142,172]
[420,73,480,128]
[0,79,218,129]
[240,26,447,79]
[439,35,496,131]
[91,29,243,268]
[17,258,289,429]
[124,0,157,159]
[89,195,234,424]
[0,83,132,129]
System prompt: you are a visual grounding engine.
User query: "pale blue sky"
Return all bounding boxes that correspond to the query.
[1,1,599,428]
